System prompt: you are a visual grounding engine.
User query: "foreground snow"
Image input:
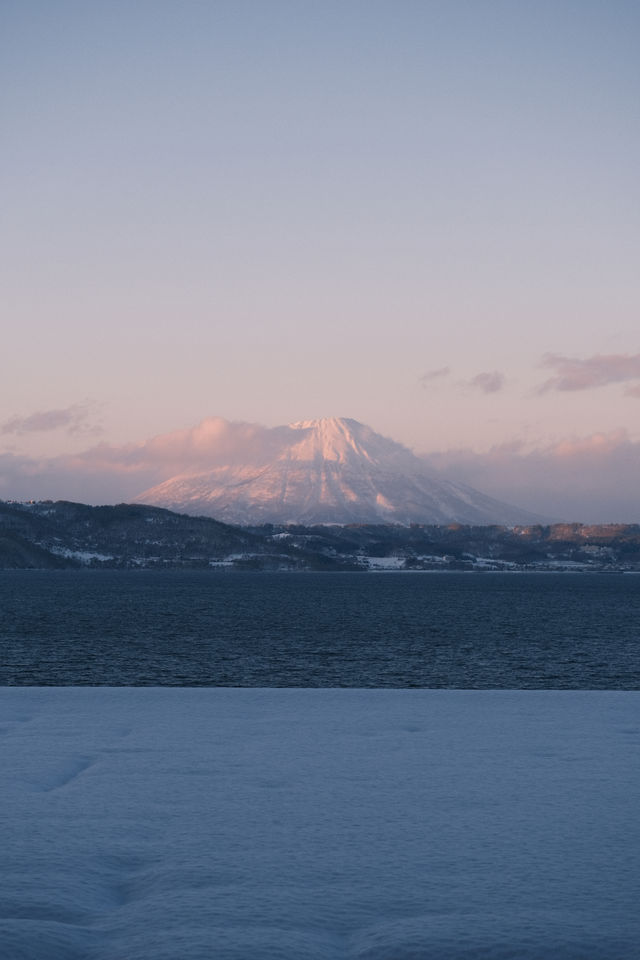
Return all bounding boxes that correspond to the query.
[1,689,639,959]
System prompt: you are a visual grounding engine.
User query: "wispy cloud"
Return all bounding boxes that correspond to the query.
[467,371,505,394]
[419,366,450,386]
[538,352,640,393]
[1,402,101,437]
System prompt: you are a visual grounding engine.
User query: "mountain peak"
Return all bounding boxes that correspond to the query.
[285,417,377,464]
[289,416,361,432]
[135,416,540,525]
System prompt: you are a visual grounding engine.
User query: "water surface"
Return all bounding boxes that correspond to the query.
[2,570,638,686]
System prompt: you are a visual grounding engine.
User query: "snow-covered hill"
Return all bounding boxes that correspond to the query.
[134,417,540,525]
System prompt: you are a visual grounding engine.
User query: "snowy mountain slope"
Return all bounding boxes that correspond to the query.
[134,417,541,525]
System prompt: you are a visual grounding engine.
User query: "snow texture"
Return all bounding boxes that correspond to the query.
[1,689,639,959]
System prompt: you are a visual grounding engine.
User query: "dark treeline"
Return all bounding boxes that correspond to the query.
[1,500,639,571]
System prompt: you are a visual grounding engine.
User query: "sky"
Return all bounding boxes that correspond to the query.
[2,0,639,520]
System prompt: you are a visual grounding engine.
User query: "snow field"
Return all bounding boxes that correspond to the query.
[1,689,639,959]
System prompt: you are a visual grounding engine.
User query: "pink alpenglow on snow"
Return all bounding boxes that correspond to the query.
[134,417,542,525]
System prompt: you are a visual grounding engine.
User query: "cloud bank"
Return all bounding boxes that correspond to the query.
[0,418,294,504]
[422,430,640,523]
[1,417,638,522]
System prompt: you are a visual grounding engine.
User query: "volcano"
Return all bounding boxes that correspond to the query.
[134,417,539,525]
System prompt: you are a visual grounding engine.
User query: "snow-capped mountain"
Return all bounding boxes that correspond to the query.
[134,417,539,525]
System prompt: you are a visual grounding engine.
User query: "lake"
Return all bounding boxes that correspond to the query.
[1,570,638,686]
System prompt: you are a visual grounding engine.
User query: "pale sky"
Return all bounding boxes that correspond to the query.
[2,1,639,519]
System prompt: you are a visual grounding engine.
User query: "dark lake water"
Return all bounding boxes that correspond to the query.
[1,570,639,687]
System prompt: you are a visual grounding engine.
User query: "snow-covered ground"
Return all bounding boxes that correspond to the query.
[48,547,115,563]
[2,689,639,959]
[361,555,407,570]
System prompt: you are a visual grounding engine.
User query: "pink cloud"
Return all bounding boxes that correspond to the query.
[53,418,279,476]
[548,430,630,458]
[538,352,640,393]
[0,418,282,503]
